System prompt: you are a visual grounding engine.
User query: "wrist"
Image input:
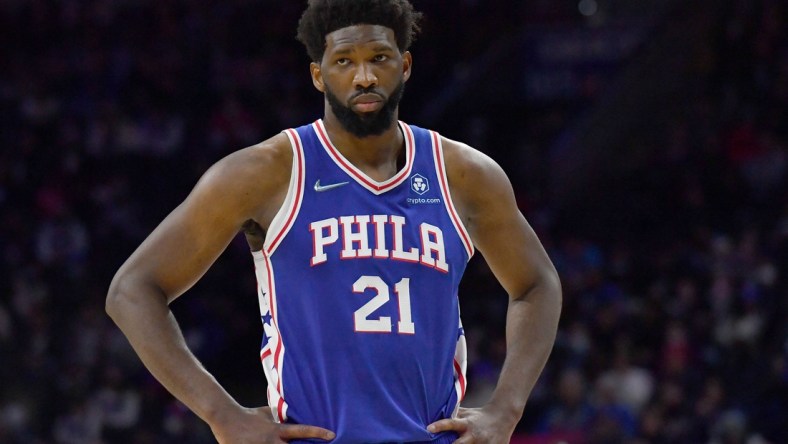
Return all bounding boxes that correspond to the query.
[485,395,525,425]
[202,398,245,428]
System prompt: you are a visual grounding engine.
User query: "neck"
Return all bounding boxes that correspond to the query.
[322,108,404,180]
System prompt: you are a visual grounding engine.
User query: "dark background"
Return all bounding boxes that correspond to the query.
[1,0,786,443]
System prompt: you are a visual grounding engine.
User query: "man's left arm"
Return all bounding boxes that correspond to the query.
[428,139,562,443]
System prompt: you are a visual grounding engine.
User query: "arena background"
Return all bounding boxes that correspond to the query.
[1,0,786,443]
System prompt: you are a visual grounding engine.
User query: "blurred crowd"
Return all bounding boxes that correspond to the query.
[0,1,786,443]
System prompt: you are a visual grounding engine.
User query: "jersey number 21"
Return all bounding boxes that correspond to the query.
[353,276,415,335]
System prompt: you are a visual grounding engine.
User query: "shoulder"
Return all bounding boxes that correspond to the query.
[194,132,293,222]
[439,135,515,222]
[440,136,503,181]
[207,132,292,185]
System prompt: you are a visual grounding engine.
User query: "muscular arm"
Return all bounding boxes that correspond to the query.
[431,138,562,440]
[105,135,335,442]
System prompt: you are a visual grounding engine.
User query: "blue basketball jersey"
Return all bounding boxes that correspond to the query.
[252,120,474,443]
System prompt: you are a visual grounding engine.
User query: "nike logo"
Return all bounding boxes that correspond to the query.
[314,180,350,192]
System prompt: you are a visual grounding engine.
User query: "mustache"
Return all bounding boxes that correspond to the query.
[349,87,386,102]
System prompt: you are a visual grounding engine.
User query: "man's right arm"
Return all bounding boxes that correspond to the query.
[105,134,335,443]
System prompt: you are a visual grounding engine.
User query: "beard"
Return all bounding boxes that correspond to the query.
[325,80,405,138]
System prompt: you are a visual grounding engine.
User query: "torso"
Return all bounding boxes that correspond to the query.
[250,120,473,443]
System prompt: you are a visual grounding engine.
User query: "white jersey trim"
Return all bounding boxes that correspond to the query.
[312,119,415,195]
[431,131,475,260]
[264,129,306,256]
[452,333,468,416]
[252,249,289,423]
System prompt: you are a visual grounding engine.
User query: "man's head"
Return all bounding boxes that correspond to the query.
[297,0,423,137]
[296,0,423,64]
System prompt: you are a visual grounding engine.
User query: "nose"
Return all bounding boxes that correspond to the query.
[353,62,378,89]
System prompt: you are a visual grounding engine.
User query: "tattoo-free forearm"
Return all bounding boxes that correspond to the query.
[106,277,240,425]
[488,277,562,420]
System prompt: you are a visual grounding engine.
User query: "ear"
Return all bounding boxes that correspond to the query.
[310,62,325,93]
[402,51,413,83]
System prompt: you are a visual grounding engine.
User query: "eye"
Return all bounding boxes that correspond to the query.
[373,54,388,62]
[336,58,351,66]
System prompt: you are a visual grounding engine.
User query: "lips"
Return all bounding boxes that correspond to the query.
[352,93,384,103]
[351,93,384,113]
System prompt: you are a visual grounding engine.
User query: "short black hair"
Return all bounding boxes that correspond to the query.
[296,0,423,63]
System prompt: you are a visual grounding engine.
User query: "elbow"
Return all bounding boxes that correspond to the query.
[106,270,161,324]
[527,265,563,316]
[545,266,563,309]
[105,272,129,323]
[513,266,563,314]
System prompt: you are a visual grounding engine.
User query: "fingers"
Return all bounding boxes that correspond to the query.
[428,418,467,434]
[279,424,336,441]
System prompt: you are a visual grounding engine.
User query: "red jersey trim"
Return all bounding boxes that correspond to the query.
[453,359,467,400]
[431,131,474,260]
[266,129,305,256]
[262,250,288,423]
[312,119,415,195]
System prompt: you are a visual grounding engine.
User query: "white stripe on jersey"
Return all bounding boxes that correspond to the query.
[430,131,474,260]
[313,119,415,195]
[252,250,289,422]
[264,128,306,256]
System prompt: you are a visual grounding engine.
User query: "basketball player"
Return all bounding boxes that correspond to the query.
[106,1,562,443]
